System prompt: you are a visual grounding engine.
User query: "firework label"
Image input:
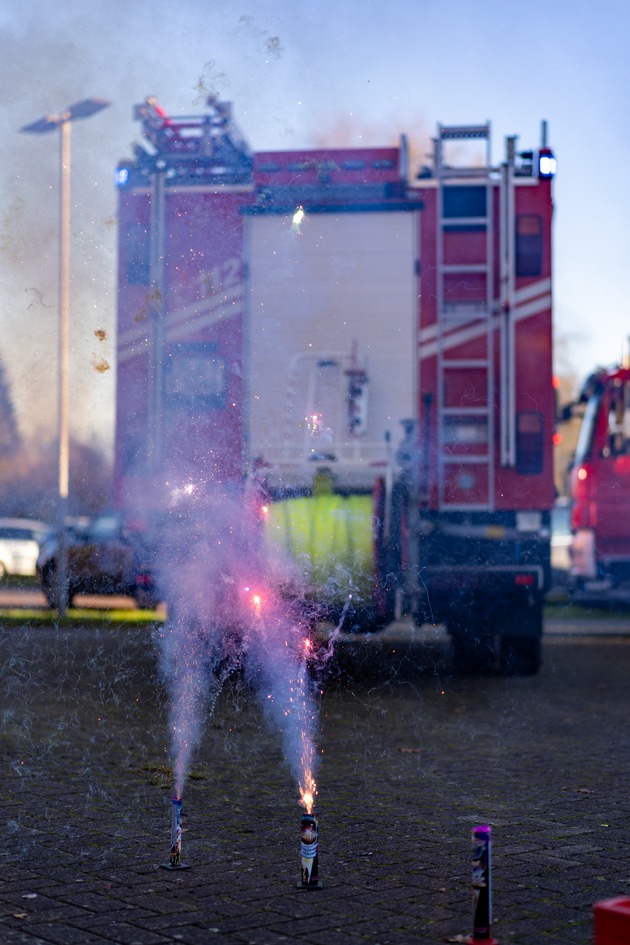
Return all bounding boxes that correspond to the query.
[300,813,319,887]
[170,797,183,868]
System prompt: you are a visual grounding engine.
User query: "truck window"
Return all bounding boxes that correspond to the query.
[604,380,630,457]
[442,185,486,218]
[515,214,543,277]
[164,343,226,409]
[516,410,543,474]
[574,391,601,464]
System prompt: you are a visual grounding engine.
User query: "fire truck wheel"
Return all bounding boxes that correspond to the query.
[501,635,541,676]
[450,625,496,674]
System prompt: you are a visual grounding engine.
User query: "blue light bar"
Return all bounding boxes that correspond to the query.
[538,149,557,179]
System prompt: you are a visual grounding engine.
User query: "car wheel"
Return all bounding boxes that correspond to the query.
[40,564,57,608]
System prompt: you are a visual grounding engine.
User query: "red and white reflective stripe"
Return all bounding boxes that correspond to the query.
[117,286,244,363]
[418,277,551,361]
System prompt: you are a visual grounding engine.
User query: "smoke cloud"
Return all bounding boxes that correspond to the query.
[153,482,320,804]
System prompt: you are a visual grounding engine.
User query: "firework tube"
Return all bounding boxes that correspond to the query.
[160,796,191,870]
[298,812,322,889]
[467,825,498,944]
[170,797,183,866]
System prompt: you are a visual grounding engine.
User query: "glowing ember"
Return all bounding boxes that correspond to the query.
[292,205,305,232]
[248,590,263,619]
[300,791,314,814]
[306,413,321,434]
[299,769,317,814]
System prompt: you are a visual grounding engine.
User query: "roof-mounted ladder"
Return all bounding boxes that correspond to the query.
[434,123,495,511]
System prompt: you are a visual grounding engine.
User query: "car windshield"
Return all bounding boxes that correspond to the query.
[86,516,121,540]
[0,527,36,541]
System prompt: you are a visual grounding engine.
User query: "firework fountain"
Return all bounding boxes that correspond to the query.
[155,481,325,873]
[468,825,498,945]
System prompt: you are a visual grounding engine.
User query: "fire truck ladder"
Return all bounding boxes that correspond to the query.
[434,123,495,511]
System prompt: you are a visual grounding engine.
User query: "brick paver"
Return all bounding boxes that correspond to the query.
[1,619,630,944]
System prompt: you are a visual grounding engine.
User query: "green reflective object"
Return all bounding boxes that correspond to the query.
[265,494,374,602]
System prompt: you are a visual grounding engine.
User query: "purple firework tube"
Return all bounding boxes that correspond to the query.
[299,812,321,888]
[170,797,183,867]
[467,825,498,944]
[160,796,190,870]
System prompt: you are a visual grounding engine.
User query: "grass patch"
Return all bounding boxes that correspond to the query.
[544,598,630,621]
[0,607,165,627]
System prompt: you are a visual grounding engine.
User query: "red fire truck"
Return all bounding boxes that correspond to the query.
[115,97,557,674]
[569,359,630,602]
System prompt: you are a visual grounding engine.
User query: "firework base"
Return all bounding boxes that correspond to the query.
[295,881,323,890]
[160,862,192,871]
[466,937,498,944]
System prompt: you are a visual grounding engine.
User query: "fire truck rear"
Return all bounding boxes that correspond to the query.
[399,126,557,674]
[115,99,557,674]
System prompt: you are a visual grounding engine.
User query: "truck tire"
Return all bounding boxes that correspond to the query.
[449,615,496,674]
[501,635,541,676]
[500,598,543,675]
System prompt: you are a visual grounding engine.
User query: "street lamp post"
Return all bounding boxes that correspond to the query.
[22,98,110,616]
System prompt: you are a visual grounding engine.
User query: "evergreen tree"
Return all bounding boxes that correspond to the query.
[0,359,19,456]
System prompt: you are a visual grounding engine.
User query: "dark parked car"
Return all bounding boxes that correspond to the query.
[36,513,160,610]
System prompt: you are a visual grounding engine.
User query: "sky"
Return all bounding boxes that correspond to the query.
[1,0,629,455]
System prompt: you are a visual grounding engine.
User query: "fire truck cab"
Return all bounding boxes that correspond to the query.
[570,365,630,600]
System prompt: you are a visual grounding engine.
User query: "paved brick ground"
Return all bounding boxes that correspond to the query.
[1,617,630,944]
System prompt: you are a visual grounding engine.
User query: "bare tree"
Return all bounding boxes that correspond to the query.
[0,437,112,521]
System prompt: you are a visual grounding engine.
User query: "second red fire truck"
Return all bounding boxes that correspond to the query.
[568,356,630,603]
[115,98,557,674]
